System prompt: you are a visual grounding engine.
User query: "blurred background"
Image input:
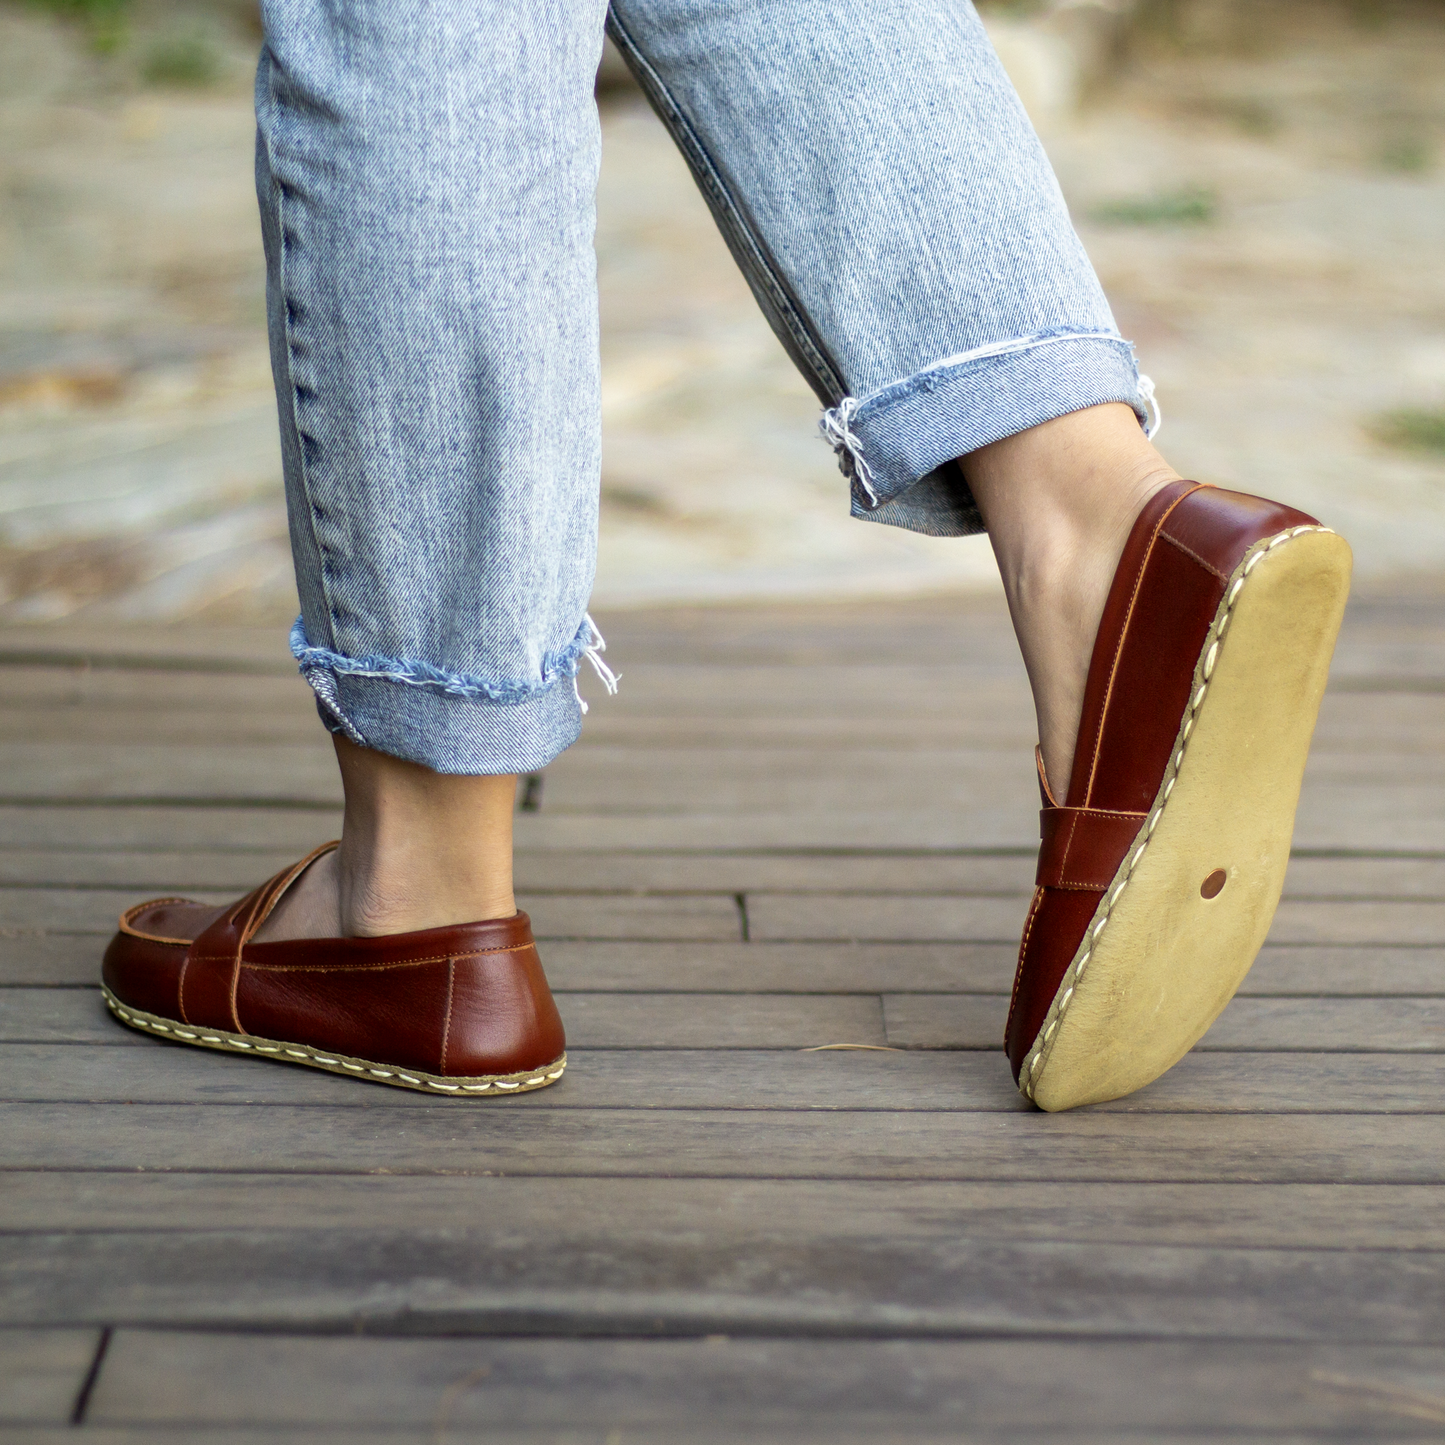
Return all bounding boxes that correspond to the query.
[0,0,1442,622]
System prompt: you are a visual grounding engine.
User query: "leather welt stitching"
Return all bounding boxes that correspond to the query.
[1004,886,1046,1047]
[1082,483,1205,807]
[1055,811,1080,882]
[1050,808,1148,822]
[218,942,537,973]
[1160,528,1229,581]
[228,957,245,1035]
[176,956,192,1026]
[104,991,565,1094]
[1040,811,1147,886]
[440,959,456,1075]
[1019,524,1332,1101]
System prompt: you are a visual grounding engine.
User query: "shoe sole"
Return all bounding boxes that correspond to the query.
[103,986,566,1096]
[1021,524,1353,1111]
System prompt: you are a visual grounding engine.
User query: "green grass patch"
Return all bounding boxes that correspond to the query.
[1089,186,1218,227]
[1369,408,1445,456]
[1380,136,1432,175]
[142,31,220,87]
[29,0,128,53]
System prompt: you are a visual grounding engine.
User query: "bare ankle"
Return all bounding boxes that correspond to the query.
[960,404,1183,798]
[336,854,516,938]
[332,737,518,936]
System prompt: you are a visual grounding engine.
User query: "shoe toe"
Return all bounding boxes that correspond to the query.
[102,897,225,1018]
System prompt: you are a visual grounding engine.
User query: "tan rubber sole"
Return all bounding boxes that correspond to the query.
[1021,524,1353,1112]
[103,986,566,1097]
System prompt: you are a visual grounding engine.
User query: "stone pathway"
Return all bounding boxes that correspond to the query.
[0,3,1441,621]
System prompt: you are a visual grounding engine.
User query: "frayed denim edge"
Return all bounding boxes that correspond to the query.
[820,327,1147,499]
[289,614,615,707]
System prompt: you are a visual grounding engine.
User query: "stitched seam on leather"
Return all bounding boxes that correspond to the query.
[1057,811,1148,888]
[227,957,246,1035]
[1081,484,1205,807]
[227,942,535,973]
[1054,811,1081,887]
[440,958,456,1075]
[103,988,566,1094]
[1040,810,1146,887]
[118,899,192,942]
[1160,528,1229,581]
[1004,886,1046,1046]
[176,956,192,1026]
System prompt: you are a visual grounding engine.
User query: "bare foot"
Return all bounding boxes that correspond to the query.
[961,403,1181,799]
[254,739,518,942]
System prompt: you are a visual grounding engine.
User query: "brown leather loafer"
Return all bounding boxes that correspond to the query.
[1005,480,1352,1111]
[101,843,567,1095]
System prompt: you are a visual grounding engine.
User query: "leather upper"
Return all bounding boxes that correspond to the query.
[1004,481,1319,1080]
[102,844,566,1076]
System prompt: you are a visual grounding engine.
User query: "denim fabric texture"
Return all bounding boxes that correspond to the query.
[255,0,1148,774]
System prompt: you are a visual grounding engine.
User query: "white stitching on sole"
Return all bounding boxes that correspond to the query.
[101,987,565,1098]
[1021,524,1333,1101]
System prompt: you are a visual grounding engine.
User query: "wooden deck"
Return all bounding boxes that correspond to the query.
[3,591,1445,1440]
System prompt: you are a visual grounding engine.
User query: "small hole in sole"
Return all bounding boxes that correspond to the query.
[1201,869,1227,899]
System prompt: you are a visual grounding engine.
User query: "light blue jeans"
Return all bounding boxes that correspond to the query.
[255,0,1147,775]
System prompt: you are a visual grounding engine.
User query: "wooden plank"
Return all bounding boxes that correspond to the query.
[0,599,1429,677]
[12,933,1445,997]
[6,1044,1445,1115]
[6,1174,1445,1249]
[752,895,1445,946]
[884,994,1445,1052]
[1313,691,1445,749]
[0,848,310,890]
[0,848,1438,906]
[1,934,111,987]
[11,1229,1445,1344]
[1282,856,1445,900]
[6,1102,1445,1181]
[0,626,291,669]
[0,1429,1032,1445]
[0,989,885,1050]
[0,666,313,708]
[1205,997,1445,1051]
[7,795,1426,855]
[0,891,743,941]
[1292,787,1445,853]
[881,994,1006,1048]
[0,744,341,804]
[510,792,1445,852]
[0,1329,100,1424]
[12,936,1011,991]
[13,985,1445,1054]
[543,938,996,996]
[0,888,230,933]
[0,805,340,851]
[0,848,1039,895]
[11,689,1429,753]
[1244,946,1445,995]
[74,1332,1445,1429]
[1268,900,1445,945]
[0,712,324,745]
[747,895,1027,943]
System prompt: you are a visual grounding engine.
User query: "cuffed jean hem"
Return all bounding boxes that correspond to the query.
[291,618,597,775]
[822,329,1146,538]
